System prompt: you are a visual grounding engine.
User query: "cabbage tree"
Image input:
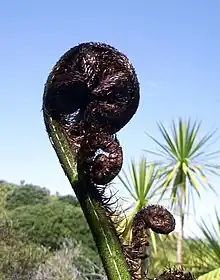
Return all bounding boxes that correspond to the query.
[146,118,220,266]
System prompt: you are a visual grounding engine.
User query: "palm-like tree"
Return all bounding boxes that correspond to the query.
[145,118,220,266]
[118,157,160,252]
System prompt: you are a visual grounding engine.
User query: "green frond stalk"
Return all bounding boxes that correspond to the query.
[43,116,131,280]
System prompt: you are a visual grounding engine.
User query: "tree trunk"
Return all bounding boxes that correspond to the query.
[177,212,184,267]
[177,190,184,267]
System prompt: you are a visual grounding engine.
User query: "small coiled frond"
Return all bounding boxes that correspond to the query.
[125,205,176,280]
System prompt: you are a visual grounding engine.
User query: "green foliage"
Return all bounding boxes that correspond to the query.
[0,211,104,280]
[0,213,50,280]
[0,180,17,210]
[8,199,97,256]
[0,181,100,264]
[182,210,220,278]
[35,239,106,280]
[147,233,177,277]
[4,184,50,210]
[58,194,80,207]
[197,268,220,280]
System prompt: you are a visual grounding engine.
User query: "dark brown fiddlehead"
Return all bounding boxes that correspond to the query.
[124,205,176,280]
[43,41,193,280]
[43,42,140,280]
[43,42,139,187]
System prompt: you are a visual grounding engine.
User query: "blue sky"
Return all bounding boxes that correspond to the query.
[1,1,220,237]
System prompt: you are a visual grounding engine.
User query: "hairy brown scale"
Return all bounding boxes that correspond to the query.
[125,205,176,280]
[153,268,195,280]
[43,42,140,185]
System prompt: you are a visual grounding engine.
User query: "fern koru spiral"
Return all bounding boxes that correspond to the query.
[43,42,139,185]
[124,205,176,280]
[43,42,194,280]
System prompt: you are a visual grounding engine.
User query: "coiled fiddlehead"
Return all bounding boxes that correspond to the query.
[124,205,175,280]
[43,42,191,280]
[43,42,139,186]
[43,42,139,280]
